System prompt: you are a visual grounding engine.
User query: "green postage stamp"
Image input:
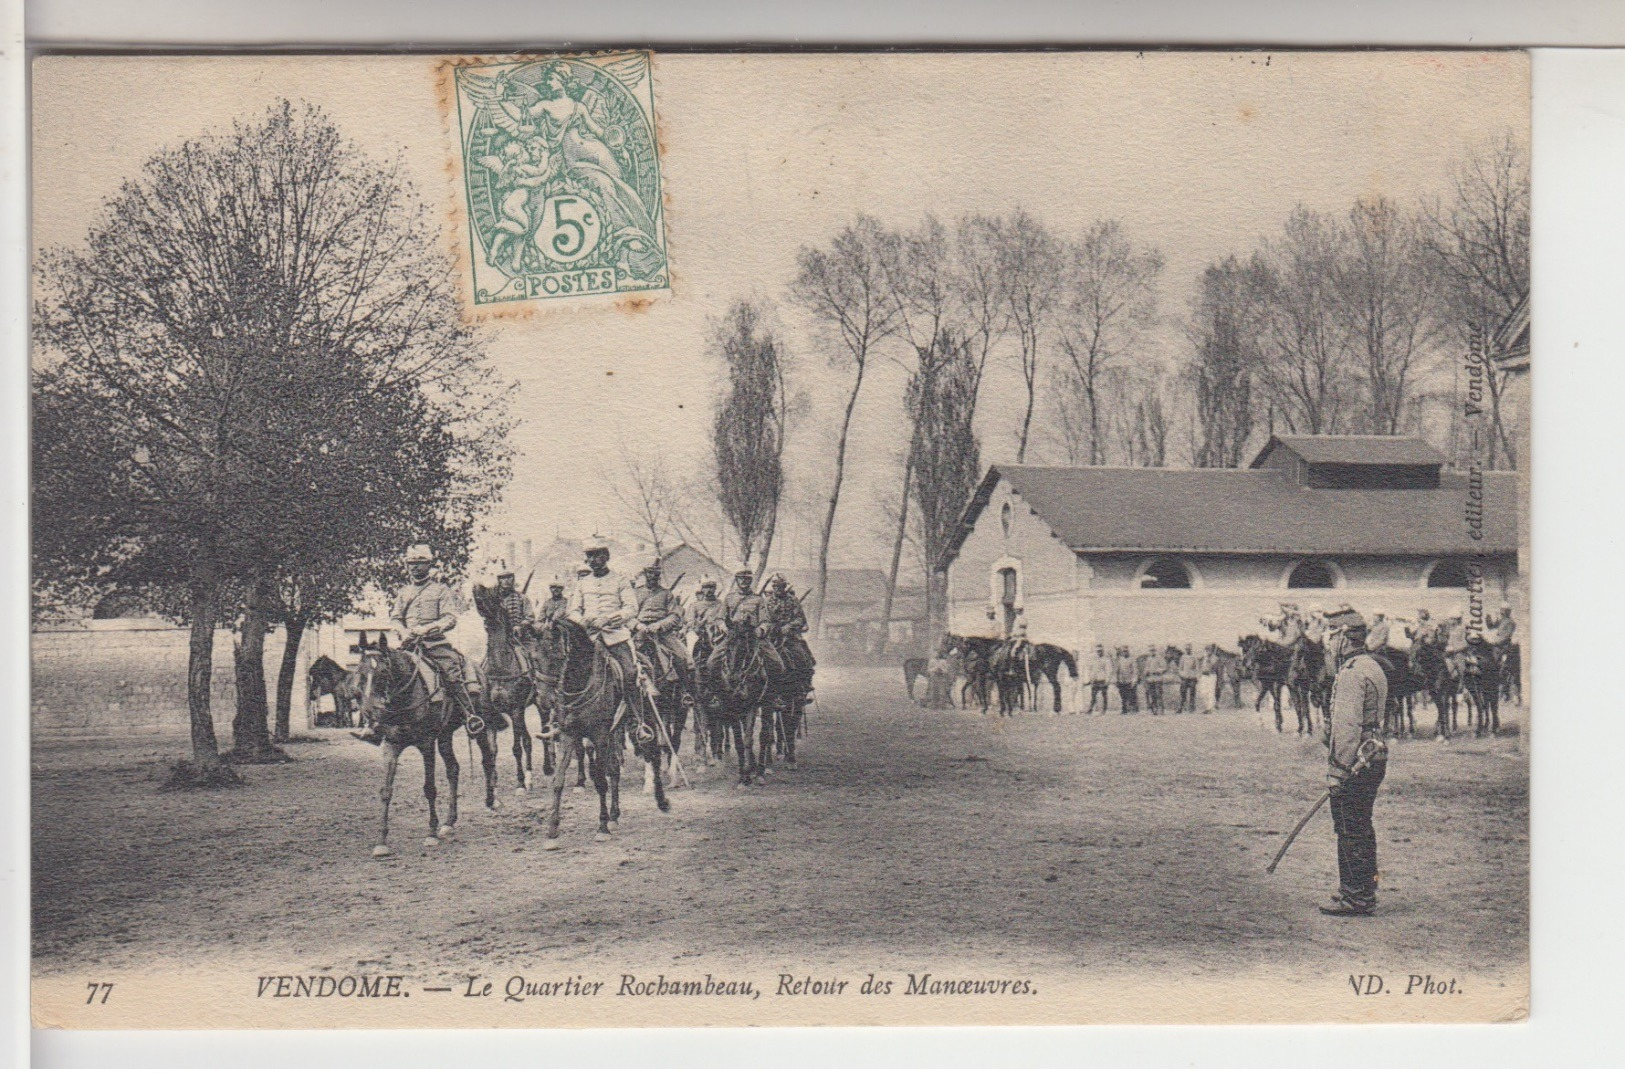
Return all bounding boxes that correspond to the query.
[450,52,669,307]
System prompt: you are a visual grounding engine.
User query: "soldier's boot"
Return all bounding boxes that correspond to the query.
[351,722,385,746]
[449,681,487,736]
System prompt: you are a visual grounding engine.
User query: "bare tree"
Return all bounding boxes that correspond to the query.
[1422,132,1530,466]
[1112,371,1169,467]
[710,299,790,571]
[1185,254,1268,468]
[1336,196,1440,435]
[1253,207,1357,435]
[605,447,684,560]
[1053,220,1165,465]
[793,215,899,635]
[985,209,1061,462]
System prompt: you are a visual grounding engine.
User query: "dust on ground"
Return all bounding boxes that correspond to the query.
[33,667,1527,986]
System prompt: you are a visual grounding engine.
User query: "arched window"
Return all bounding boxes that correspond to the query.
[1287,559,1338,589]
[1426,559,1471,588]
[999,502,1013,539]
[1137,557,1193,589]
[998,567,1018,634]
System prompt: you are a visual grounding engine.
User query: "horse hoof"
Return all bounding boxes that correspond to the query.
[515,784,527,796]
[423,837,439,849]
[488,800,502,812]
[542,838,561,851]
[607,821,619,832]
[594,831,611,843]
[371,844,393,859]
[438,825,456,839]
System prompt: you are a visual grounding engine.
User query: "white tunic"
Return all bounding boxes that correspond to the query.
[569,569,638,646]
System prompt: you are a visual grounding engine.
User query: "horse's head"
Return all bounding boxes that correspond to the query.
[472,583,509,635]
[353,630,409,727]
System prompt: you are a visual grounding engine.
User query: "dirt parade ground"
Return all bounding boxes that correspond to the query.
[32,668,1528,1026]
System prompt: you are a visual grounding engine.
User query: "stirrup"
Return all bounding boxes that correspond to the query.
[465,713,486,736]
[632,721,656,745]
[538,721,561,741]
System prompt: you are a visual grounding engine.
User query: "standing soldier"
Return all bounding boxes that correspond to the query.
[569,539,650,731]
[537,577,570,626]
[1175,643,1201,714]
[763,573,816,698]
[359,543,488,743]
[1085,643,1113,714]
[1114,645,1140,713]
[635,560,694,704]
[1319,610,1389,917]
[1140,644,1166,715]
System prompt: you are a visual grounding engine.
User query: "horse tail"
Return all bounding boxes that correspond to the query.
[1059,647,1078,679]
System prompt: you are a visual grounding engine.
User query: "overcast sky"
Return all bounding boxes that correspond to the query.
[32,51,1528,573]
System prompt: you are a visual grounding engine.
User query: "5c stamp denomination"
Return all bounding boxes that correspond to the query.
[450,52,669,307]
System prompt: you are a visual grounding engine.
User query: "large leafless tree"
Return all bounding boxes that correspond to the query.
[1185,254,1268,467]
[792,215,899,635]
[1053,220,1165,465]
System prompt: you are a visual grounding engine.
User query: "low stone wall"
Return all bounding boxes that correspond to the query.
[33,620,304,738]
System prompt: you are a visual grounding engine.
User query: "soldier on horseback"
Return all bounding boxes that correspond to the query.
[495,567,533,633]
[537,577,570,625]
[569,539,654,738]
[762,573,816,700]
[1403,607,1434,645]
[634,560,694,706]
[687,577,725,660]
[357,543,486,744]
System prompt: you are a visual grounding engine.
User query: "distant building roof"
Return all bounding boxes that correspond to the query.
[1249,434,1446,469]
[947,459,1517,564]
[777,568,890,607]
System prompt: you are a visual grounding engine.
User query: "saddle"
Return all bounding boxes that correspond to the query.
[402,650,446,705]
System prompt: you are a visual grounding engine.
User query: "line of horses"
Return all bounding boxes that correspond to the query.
[902,633,1522,741]
[321,587,812,858]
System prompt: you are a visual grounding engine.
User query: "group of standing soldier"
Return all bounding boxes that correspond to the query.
[1082,642,1217,716]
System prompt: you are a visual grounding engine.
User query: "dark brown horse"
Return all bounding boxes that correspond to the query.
[1410,639,1461,739]
[308,655,360,727]
[472,584,555,794]
[699,619,790,785]
[529,617,667,850]
[1238,635,1290,732]
[354,631,500,857]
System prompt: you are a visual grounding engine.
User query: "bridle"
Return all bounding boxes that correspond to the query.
[358,645,433,720]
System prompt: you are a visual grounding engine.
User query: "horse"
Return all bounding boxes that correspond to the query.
[1498,642,1523,704]
[1206,646,1243,709]
[308,654,360,727]
[1238,635,1289,732]
[948,635,1000,713]
[902,656,929,703]
[353,631,500,858]
[529,617,667,849]
[633,627,693,791]
[1410,639,1460,739]
[471,584,540,796]
[699,619,790,785]
[1286,638,1326,735]
[1371,646,1419,738]
[1462,637,1503,737]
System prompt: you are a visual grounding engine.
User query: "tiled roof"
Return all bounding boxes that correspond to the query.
[1251,434,1446,468]
[948,461,1517,562]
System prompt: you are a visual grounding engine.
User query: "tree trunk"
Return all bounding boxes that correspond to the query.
[1017,369,1037,464]
[186,573,224,768]
[274,614,308,742]
[877,454,915,656]
[815,364,867,637]
[231,592,275,758]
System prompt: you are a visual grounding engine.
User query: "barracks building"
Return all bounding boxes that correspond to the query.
[941,435,1520,655]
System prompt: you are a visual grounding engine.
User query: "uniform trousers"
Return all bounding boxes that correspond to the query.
[1329,759,1387,908]
[1088,682,1110,712]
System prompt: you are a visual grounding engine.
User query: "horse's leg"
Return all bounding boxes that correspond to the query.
[1051,670,1064,714]
[541,738,574,850]
[511,706,531,790]
[758,705,775,777]
[479,725,499,811]
[373,742,403,858]
[420,742,441,847]
[575,742,589,791]
[733,717,752,787]
[438,731,467,833]
[649,731,671,813]
[591,738,614,838]
[783,695,801,767]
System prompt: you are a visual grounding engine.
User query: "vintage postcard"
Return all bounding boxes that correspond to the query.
[30,50,1529,1030]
